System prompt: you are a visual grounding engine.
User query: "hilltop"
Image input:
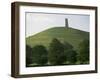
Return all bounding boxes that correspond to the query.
[26,27,89,50]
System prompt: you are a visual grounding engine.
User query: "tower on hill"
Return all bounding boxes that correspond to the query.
[65,18,69,28]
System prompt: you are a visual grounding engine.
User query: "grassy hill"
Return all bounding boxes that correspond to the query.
[26,27,89,51]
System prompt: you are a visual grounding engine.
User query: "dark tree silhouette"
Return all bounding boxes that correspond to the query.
[32,45,48,65]
[64,50,77,64]
[63,41,73,50]
[78,39,89,64]
[63,41,77,64]
[26,45,33,67]
[48,38,66,65]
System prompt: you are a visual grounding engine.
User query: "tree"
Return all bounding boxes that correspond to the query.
[26,45,33,67]
[64,50,77,64]
[63,41,73,50]
[32,45,48,65]
[63,41,77,64]
[78,39,89,64]
[48,38,66,65]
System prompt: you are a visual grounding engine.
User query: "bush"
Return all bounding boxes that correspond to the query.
[32,45,48,65]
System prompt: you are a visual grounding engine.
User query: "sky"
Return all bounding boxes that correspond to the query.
[26,12,90,37]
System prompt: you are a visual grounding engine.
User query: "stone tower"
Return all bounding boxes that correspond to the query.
[65,18,69,28]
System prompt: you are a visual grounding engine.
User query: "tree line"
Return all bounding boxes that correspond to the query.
[26,38,89,67]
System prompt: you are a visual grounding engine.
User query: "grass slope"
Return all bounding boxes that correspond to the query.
[26,27,89,50]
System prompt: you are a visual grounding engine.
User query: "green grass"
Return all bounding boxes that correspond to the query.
[26,27,89,51]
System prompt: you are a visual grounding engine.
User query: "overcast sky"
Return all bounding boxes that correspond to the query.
[26,12,90,37]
